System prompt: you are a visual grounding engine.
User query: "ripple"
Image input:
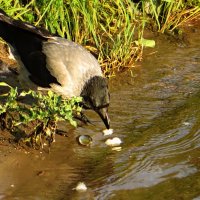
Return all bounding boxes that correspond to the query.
[95,32,200,200]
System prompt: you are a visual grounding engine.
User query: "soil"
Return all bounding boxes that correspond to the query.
[0,42,19,147]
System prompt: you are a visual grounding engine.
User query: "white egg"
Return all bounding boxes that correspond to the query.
[105,137,122,147]
[112,146,122,151]
[103,128,114,136]
[74,182,87,191]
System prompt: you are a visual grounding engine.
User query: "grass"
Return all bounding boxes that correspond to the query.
[0,1,199,75]
[0,0,146,76]
[144,0,200,33]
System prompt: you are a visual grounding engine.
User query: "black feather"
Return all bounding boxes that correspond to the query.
[0,9,60,87]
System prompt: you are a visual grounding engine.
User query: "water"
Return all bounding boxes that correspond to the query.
[0,27,200,199]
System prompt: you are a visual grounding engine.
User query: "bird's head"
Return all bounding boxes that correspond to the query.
[80,76,110,129]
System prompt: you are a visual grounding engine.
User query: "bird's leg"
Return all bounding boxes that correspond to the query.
[74,111,93,125]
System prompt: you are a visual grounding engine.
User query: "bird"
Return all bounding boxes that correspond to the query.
[0,9,110,129]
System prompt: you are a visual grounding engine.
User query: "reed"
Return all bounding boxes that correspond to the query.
[0,0,144,75]
[144,0,200,33]
[0,0,199,75]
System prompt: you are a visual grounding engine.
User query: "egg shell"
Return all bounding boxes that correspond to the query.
[105,137,122,147]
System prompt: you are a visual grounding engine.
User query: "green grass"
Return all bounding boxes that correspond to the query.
[144,0,200,33]
[0,1,199,75]
[0,0,144,76]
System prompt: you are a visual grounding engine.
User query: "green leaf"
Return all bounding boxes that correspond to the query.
[19,90,32,97]
[0,82,11,88]
[162,0,174,2]
[47,90,54,97]
[135,38,155,48]
[70,119,77,127]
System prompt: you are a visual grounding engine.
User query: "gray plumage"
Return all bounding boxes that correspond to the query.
[43,38,102,97]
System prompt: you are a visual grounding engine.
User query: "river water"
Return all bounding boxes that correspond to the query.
[0,26,200,200]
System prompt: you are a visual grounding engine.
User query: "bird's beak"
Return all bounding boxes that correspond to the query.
[96,107,110,129]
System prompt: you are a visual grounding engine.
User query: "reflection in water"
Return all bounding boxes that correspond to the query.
[0,29,200,199]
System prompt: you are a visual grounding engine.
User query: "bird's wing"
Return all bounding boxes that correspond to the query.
[43,37,102,91]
